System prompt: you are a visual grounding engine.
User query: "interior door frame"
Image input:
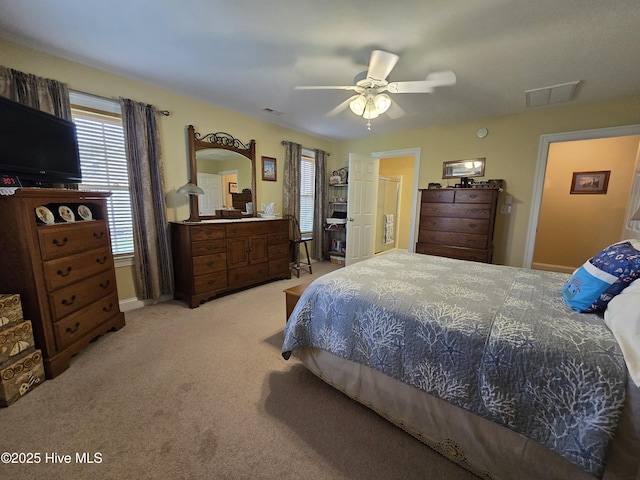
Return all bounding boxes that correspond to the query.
[523,124,640,268]
[371,147,421,252]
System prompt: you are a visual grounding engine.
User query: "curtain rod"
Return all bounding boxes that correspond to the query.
[70,89,170,116]
[281,140,330,156]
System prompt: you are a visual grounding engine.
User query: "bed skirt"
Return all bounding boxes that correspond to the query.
[296,347,640,480]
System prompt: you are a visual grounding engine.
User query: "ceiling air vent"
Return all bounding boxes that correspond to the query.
[525,81,581,108]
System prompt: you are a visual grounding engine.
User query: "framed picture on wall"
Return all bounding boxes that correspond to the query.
[570,170,610,194]
[262,156,277,181]
[228,182,238,193]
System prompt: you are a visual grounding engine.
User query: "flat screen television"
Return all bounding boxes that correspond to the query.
[0,95,82,187]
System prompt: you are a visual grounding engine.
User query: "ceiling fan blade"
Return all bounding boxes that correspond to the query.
[366,50,399,82]
[386,81,435,94]
[326,95,358,117]
[294,85,358,90]
[425,70,457,86]
[386,101,405,119]
[387,70,457,93]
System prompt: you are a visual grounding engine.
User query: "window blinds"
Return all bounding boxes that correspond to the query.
[72,108,134,256]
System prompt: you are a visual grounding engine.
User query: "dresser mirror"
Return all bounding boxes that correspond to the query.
[186,124,256,222]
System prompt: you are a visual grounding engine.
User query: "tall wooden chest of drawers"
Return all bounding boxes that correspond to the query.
[0,189,126,378]
[171,218,291,308]
[416,188,499,263]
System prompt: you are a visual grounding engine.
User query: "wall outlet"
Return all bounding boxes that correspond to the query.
[500,205,512,215]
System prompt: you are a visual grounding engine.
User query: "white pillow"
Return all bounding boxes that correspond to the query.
[604,278,640,387]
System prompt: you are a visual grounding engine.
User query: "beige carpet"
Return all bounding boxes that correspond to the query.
[0,261,478,480]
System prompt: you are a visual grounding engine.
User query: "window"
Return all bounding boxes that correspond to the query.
[70,92,134,261]
[299,149,316,234]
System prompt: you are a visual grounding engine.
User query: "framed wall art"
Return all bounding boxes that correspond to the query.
[262,156,277,181]
[570,171,610,194]
[228,182,238,193]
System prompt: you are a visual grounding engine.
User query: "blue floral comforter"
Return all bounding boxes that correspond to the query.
[282,252,627,477]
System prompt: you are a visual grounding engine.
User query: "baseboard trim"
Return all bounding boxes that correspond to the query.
[119,294,173,312]
[531,262,575,274]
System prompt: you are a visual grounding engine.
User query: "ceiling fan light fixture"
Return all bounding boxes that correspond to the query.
[349,95,367,115]
[374,93,391,114]
[362,97,379,120]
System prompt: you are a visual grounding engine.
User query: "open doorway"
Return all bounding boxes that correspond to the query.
[524,125,640,269]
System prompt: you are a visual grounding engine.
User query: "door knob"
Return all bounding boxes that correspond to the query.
[348,218,354,222]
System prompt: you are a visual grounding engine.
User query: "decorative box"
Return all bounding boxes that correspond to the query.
[0,349,45,407]
[0,321,35,366]
[0,294,24,330]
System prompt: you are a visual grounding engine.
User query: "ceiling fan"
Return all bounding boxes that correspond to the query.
[296,50,456,129]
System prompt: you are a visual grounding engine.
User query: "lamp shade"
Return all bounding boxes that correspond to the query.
[373,93,391,114]
[631,206,640,221]
[177,182,204,195]
[349,95,367,115]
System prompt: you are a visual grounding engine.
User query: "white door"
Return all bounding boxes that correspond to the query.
[197,172,223,215]
[346,153,379,266]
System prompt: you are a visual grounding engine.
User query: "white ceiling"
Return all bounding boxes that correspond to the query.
[1,0,639,140]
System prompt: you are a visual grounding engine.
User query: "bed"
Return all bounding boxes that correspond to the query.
[281,251,640,480]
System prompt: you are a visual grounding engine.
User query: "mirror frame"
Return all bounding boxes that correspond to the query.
[187,124,256,222]
[442,158,486,179]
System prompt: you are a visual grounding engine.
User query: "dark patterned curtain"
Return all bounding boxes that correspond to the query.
[282,141,302,220]
[120,98,174,300]
[313,149,329,260]
[0,66,71,119]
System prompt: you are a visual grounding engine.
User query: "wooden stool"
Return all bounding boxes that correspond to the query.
[283,282,310,322]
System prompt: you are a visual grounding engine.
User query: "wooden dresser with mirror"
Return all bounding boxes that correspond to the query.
[171,126,290,308]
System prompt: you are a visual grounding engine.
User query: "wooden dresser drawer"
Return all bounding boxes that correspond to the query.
[228,263,268,288]
[38,221,110,261]
[48,269,117,319]
[421,202,493,219]
[226,222,269,237]
[421,189,455,203]
[42,246,112,291]
[418,230,489,249]
[53,291,120,350]
[268,219,289,234]
[454,189,496,203]
[416,243,492,263]
[191,239,226,256]
[419,216,489,234]
[193,252,227,276]
[190,225,225,242]
[268,241,289,260]
[193,272,227,294]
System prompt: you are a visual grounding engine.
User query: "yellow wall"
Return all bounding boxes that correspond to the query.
[533,136,640,271]
[0,38,333,301]
[332,98,640,266]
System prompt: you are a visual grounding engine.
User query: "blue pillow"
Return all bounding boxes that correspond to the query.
[562,261,618,312]
[587,241,640,311]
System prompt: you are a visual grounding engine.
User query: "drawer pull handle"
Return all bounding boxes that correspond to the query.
[207,261,214,267]
[57,267,72,277]
[93,231,105,239]
[99,280,111,289]
[53,237,68,247]
[96,256,108,265]
[102,303,114,313]
[61,295,76,306]
[66,322,80,333]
